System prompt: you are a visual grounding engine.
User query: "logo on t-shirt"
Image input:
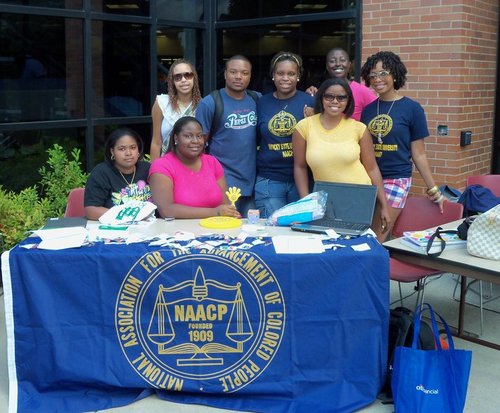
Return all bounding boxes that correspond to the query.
[268,110,297,137]
[224,111,257,129]
[367,114,393,141]
[112,180,152,206]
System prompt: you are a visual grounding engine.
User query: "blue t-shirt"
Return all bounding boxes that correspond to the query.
[196,88,260,196]
[361,96,429,179]
[256,91,314,182]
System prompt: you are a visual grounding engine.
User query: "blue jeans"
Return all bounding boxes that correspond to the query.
[254,176,299,218]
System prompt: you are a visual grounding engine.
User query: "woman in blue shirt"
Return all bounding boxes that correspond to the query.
[255,51,314,218]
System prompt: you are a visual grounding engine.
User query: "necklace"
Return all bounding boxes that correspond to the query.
[119,167,136,187]
[376,98,397,144]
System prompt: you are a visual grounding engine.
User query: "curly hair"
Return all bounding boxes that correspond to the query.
[360,51,407,90]
[167,59,202,112]
[314,78,354,119]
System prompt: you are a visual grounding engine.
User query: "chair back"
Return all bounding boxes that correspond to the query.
[64,187,85,217]
[466,175,500,197]
[392,196,464,239]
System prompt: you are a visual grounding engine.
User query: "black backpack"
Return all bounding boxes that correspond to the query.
[208,89,260,139]
[381,306,436,400]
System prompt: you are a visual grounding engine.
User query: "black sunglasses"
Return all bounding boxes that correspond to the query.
[173,72,194,82]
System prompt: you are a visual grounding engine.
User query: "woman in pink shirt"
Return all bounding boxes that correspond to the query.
[149,117,240,218]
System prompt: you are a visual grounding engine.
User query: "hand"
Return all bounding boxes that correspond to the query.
[217,204,241,218]
[305,86,317,96]
[427,192,445,213]
[303,105,315,118]
[380,207,392,234]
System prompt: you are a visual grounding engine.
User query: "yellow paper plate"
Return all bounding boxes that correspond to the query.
[199,216,242,229]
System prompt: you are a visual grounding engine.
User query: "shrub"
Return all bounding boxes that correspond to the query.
[0,144,88,253]
[39,144,88,218]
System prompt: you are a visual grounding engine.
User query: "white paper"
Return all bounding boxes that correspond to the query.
[99,201,157,225]
[351,243,371,252]
[35,227,88,250]
[173,230,195,241]
[272,235,325,254]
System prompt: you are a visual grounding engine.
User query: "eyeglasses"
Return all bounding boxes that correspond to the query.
[368,70,391,81]
[323,93,348,103]
[173,72,194,82]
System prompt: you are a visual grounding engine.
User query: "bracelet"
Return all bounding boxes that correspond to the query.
[427,185,439,196]
[431,190,442,201]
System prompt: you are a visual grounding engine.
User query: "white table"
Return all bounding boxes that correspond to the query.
[384,220,500,349]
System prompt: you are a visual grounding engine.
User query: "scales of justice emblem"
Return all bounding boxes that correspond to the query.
[146,266,253,367]
[269,110,296,137]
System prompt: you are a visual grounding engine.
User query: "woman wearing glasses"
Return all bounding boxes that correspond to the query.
[149,117,240,218]
[254,51,314,217]
[150,59,202,161]
[360,51,444,241]
[292,78,390,237]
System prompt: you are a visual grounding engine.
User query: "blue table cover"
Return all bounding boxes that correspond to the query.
[2,236,389,413]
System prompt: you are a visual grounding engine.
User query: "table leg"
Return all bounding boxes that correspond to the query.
[455,275,500,351]
[458,275,466,336]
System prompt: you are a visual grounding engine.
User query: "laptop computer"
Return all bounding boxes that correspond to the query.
[291,181,377,236]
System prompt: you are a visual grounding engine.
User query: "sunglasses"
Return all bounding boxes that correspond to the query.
[368,70,391,81]
[323,93,348,103]
[173,72,194,82]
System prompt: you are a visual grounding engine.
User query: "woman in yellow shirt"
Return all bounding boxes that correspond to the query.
[292,77,390,238]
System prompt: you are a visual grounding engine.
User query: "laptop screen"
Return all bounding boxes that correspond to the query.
[313,181,377,225]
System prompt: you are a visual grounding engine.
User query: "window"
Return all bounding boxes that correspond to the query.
[0,13,84,122]
[91,21,150,118]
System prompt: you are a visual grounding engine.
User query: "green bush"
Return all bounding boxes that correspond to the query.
[39,144,88,218]
[0,144,88,252]
[0,186,49,251]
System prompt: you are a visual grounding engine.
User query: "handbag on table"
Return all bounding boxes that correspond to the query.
[391,303,472,413]
[466,204,500,260]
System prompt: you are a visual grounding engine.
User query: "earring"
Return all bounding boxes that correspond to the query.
[174,141,178,145]
[272,78,274,81]
[297,78,300,81]
[111,154,115,161]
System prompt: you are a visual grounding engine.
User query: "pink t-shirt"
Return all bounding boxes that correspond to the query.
[149,152,224,208]
[350,80,377,121]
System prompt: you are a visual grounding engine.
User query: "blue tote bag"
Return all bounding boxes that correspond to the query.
[391,303,472,413]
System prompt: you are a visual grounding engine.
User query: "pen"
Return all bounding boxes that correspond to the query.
[98,225,128,231]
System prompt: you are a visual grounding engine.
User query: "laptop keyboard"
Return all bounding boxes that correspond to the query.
[320,219,367,231]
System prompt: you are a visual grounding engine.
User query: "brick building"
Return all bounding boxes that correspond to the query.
[0,1,498,193]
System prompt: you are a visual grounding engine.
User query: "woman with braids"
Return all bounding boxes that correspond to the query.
[360,51,445,242]
[150,59,202,161]
[254,51,314,217]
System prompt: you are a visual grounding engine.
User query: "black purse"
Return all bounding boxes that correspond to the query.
[456,216,477,240]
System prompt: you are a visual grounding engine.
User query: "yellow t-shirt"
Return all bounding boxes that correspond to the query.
[295,114,372,185]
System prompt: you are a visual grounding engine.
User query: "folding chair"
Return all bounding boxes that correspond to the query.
[64,187,85,218]
[390,196,464,309]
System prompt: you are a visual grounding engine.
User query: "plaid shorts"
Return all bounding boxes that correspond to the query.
[384,178,412,208]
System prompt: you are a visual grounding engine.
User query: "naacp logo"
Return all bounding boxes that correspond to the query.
[268,110,297,137]
[116,249,285,393]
